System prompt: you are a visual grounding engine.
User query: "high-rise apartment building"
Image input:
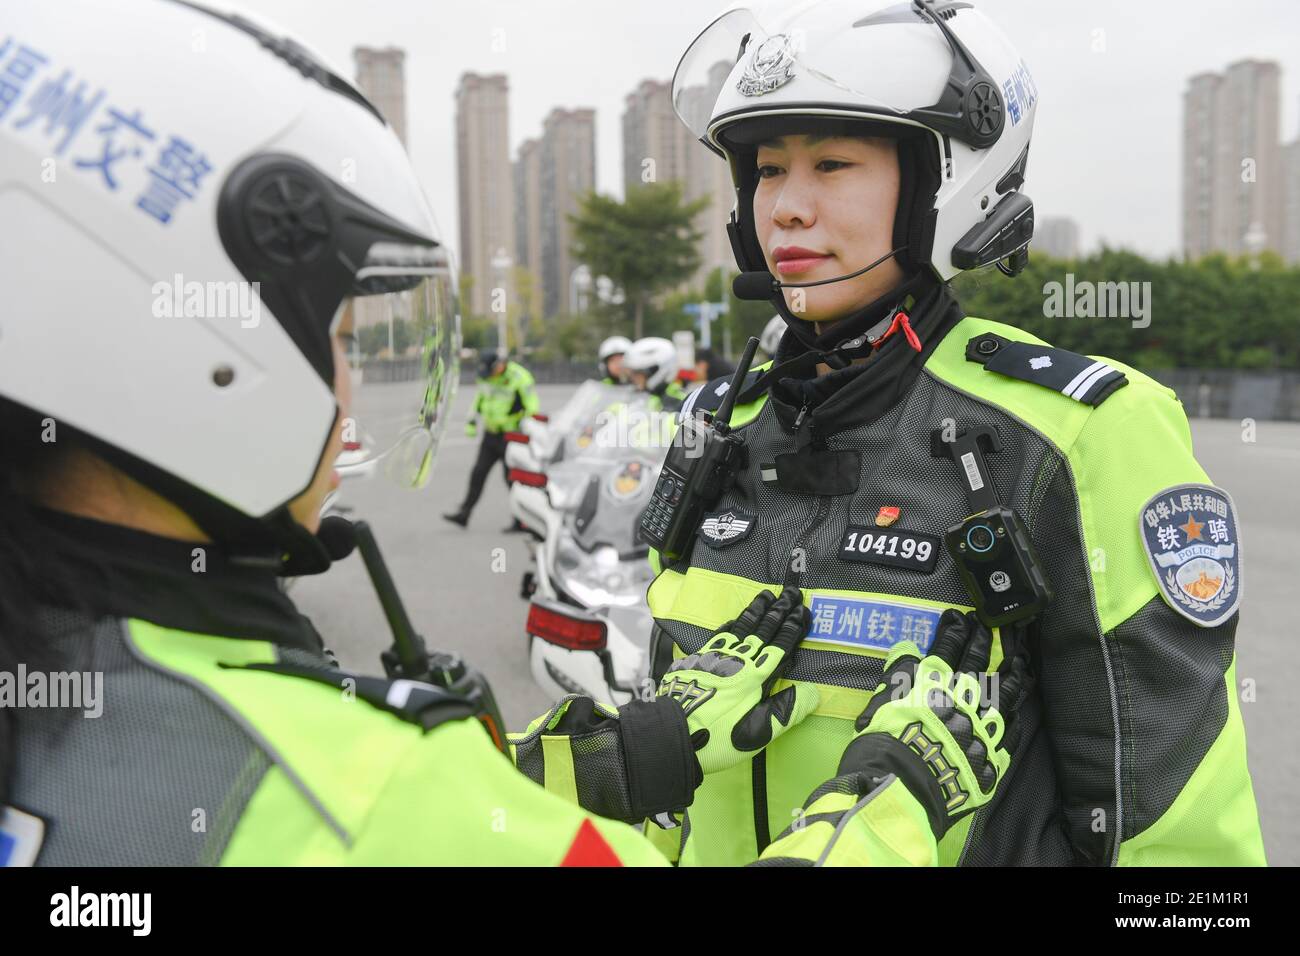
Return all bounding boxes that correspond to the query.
[353,47,407,148]
[1183,60,1284,259]
[513,137,544,321]
[456,73,514,317]
[539,108,596,317]
[623,75,734,290]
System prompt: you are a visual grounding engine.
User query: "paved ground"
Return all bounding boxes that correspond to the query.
[294,382,1299,865]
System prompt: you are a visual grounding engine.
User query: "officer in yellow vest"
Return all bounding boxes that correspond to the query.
[443,349,539,530]
[636,0,1266,866]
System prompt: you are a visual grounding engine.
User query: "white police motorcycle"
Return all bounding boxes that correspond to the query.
[506,381,672,706]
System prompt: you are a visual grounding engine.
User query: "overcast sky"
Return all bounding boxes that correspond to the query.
[250,0,1300,263]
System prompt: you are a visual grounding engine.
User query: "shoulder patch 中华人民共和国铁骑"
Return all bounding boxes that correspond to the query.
[1139,483,1242,627]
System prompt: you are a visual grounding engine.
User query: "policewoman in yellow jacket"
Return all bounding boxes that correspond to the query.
[637,0,1266,866]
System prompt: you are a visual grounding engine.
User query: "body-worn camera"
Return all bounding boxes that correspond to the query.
[639,337,759,564]
[945,505,1052,628]
[933,424,1053,628]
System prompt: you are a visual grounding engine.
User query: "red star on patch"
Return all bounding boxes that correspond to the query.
[1180,515,1205,542]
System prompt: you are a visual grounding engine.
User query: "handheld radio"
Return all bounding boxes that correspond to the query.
[639,336,760,564]
[352,520,508,752]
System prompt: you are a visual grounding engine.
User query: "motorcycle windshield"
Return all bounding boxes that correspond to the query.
[546,388,672,609]
[547,388,669,593]
[531,379,634,466]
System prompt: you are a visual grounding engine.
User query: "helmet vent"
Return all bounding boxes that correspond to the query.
[966,82,1004,138]
[246,172,331,265]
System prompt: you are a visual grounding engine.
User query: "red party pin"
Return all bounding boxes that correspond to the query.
[876,506,901,527]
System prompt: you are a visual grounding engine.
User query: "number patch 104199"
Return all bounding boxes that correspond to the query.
[838,526,940,573]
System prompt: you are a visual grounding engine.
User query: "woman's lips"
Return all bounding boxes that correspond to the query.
[771,246,832,276]
[774,255,831,275]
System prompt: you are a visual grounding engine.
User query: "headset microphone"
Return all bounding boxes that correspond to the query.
[732,246,907,301]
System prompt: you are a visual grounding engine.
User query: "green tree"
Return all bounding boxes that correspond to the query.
[569,182,709,338]
[511,266,540,352]
[390,316,413,355]
[529,312,603,364]
[951,248,1300,371]
[459,314,496,351]
[358,322,387,358]
[356,317,412,357]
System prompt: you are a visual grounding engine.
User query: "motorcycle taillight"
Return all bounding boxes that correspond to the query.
[526,603,607,651]
[509,467,547,487]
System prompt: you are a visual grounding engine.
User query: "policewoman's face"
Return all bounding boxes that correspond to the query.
[753,135,904,325]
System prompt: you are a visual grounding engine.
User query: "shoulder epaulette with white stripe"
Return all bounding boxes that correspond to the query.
[680,367,767,419]
[965,332,1128,406]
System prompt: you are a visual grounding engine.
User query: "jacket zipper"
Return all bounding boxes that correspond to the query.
[755,403,833,855]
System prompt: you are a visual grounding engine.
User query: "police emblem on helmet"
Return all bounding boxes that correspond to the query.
[737,34,797,97]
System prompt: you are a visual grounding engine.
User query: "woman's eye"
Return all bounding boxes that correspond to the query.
[817,159,850,172]
[756,164,782,179]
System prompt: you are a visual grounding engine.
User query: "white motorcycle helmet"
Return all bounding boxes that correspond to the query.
[624,338,679,393]
[759,315,786,358]
[597,334,632,380]
[598,335,633,361]
[0,0,460,570]
[673,0,1037,348]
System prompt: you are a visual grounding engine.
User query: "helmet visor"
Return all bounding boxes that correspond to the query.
[672,2,970,145]
[672,8,771,142]
[334,242,460,490]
